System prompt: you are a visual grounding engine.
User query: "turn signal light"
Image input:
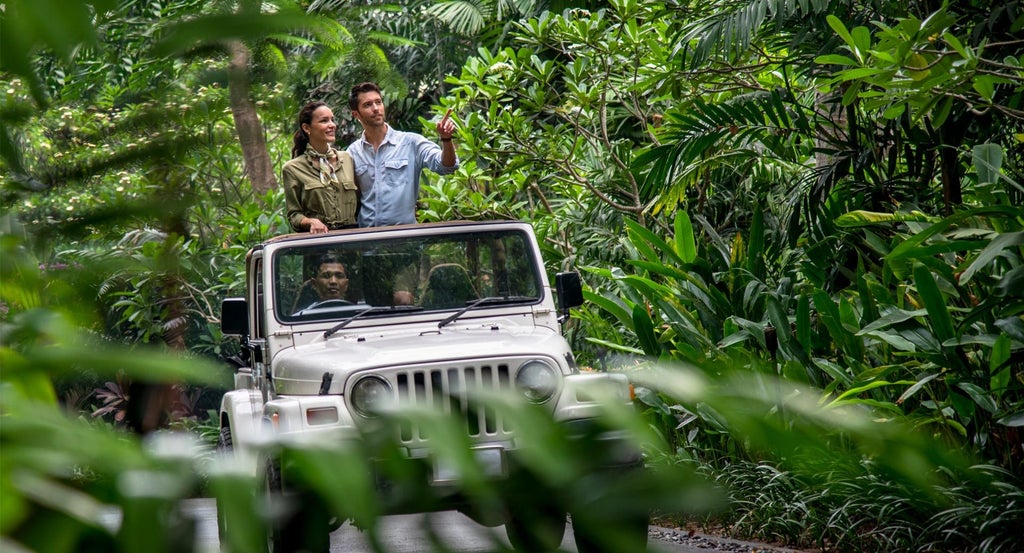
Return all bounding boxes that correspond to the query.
[306,407,339,426]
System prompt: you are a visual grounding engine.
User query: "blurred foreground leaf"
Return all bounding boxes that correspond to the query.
[631,363,977,493]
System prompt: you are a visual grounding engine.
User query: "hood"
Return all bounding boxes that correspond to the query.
[272,323,568,395]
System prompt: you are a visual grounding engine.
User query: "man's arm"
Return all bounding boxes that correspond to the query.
[437,108,456,168]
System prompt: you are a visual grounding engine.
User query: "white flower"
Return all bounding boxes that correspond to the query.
[487,62,513,75]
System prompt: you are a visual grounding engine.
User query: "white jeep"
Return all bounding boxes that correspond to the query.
[217,220,646,553]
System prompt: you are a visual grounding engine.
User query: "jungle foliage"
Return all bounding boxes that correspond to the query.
[1,0,1022,551]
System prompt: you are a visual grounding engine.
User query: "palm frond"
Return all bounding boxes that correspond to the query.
[366,30,423,48]
[424,0,492,36]
[636,89,811,203]
[674,0,833,69]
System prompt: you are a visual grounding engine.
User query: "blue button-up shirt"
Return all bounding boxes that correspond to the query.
[347,125,459,227]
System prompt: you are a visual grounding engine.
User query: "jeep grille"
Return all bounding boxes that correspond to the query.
[395,364,515,444]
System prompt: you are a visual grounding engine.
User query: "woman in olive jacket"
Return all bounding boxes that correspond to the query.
[283,101,358,233]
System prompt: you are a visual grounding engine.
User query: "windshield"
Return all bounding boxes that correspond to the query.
[273,228,542,324]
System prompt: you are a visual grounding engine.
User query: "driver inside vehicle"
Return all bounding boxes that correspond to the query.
[312,255,349,302]
[290,254,354,313]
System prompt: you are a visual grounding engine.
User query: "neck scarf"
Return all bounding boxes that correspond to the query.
[305,145,339,185]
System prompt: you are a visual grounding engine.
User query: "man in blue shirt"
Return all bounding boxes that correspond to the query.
[346,82,459,227]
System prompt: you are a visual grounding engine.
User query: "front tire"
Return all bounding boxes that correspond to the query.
[572,511,649,553]
[265,460,331,553]
[216,426,233,541]
[570,463,649,553]
[505,505,567,552]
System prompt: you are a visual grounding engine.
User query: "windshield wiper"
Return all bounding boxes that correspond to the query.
[324,305,422,338]
[437,296,536,329]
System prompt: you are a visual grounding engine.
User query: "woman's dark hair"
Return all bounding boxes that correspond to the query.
[348,82,382,111]
[291,101,328,158]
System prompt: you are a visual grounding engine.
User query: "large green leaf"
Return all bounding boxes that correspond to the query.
[745,207,765,278]
[994,317,1024,343]
[626,259,689,282]
[624,217,685,266]
[912,263,956,346]
[958,231,1024,285]
[828,379,918,407]
[795,294,811,354]
[996,411,1024,427]
[990,334,1012,399]
[631,304,661,357]
[855,270,880,326]
[861,330,917,352]
[151,12,322,57]
[896,372,940,405]
[625,226,664,266]
[956,382,999,414]
[814,358,853,386]
[973,143,1004,185]
[835,210,937,227]
[812,291,852,354]
[584,337,645,355]
[886,207,1023,279]
[814,54,857,66]
[996,265,1024,298]
[583,290,633,329]
[674,211,697,264]
[857,307,929,335]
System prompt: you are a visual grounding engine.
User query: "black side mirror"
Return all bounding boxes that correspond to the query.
[555,271,584,314]
[221,297,248,337]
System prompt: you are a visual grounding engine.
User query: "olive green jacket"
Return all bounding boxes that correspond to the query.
[283,151,358,231]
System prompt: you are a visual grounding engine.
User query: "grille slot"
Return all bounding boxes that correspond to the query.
[396,364,513,443]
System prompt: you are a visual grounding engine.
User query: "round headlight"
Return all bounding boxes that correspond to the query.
[351,376,393,417]
[515,360,559,403]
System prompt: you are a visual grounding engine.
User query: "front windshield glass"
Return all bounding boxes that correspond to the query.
[274,228,542,324]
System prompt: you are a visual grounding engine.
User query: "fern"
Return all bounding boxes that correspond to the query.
[636,89,810,206]
[673,0,834,69]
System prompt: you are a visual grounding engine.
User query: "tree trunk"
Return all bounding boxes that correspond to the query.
[939,122,965,215]
[227,40,277,196]
[127,162,190,435]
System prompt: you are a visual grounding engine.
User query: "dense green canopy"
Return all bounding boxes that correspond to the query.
[1,0,1022,551]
